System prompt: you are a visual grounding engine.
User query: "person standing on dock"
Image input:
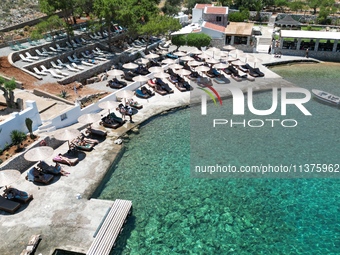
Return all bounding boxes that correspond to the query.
[305,48,309,58]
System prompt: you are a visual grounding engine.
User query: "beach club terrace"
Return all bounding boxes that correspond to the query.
[276,30,340,61]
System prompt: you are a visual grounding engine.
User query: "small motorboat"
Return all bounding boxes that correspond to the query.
[312,89,340,106]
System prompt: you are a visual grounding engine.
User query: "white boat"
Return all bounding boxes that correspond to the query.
[312,89,340,106]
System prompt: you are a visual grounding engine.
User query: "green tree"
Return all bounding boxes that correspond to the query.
[93,0,120,52]
[229,8,250,22]
[162,2,181,16]
[10,130,26,151]
[139,15,181,53]
[275,0,288,13]
[289,0,304,13]
[0,77,16,109]
[31,15,65,41]
[25,118,35,139]
[171,34,187,50]
[39,0,77,43]
[186,33,211,49]
[306,0,321,15]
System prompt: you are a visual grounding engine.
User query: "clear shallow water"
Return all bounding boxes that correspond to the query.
[98,62,340,254]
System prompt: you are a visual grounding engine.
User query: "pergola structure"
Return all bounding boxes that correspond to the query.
[275,15,302,29]
[225,22,253,46]
[279,30,340,52]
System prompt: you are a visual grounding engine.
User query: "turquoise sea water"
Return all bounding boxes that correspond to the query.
[98,62,340,255]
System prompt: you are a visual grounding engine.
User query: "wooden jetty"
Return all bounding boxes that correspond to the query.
[86,199,132,255]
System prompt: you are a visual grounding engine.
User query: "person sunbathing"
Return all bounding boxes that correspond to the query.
[38,160,70,176]
[54,153,72,165]
[4,187,29,200]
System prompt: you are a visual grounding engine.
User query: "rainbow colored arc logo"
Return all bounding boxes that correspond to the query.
[199,86,222,105]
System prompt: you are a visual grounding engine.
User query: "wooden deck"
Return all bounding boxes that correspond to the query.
[86,199,132,255]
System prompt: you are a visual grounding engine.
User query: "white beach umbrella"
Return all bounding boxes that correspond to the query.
[98,100,120,111]
[188,60,203,67]
[144,53,159,59]
[154,72,170,79]
[223,45,236,51]
[205,58,220,64]
[132,75,149,86]
[78,113,102,125]
[168,63,183,70]
[248,56,263,67]
[24,146,54,162]
[162,58,176,65]
[116,90,134,100]
[188,48,202,55]
[123,62,138,69]
[132,75,149,83]
[176,69,191,76]
[135,58,150,65]
[173,51,187,57]
[0,169,21,186]
[107,69,124,77]
[178,45,191,52]
[197,52,211,59]
[232,60,246,66]
[54,129,81,142]
[229,49,244,58]
[180,55,194,61]
[195,65,210,72]
[222,56,237,62]
[148,66,164,73]
[213,63,229,69]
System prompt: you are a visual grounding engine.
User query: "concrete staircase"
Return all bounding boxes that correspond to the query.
[255,15,276,53]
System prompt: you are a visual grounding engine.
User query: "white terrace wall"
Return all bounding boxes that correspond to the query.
[0,100,42,149]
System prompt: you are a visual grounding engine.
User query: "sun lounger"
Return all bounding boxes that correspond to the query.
[16,41,27,49]
[42,47,53,55]
[25,52,39,60]
[49,70,64,79]
[56,44,67,51]
[66,64,78,72]
[40,65,50,74]
[81,60,94,66]
[100,113,126,129]
[53,153,79,166]
[49,46,62,53]
[66,41,78,48]
[19,54,34,63]
[57,59,67,68]
[26,167,54,184]
[71,139,95,151]
[55,69,69,77]
[9,42,20,51]
[28,38,37,46]
[37,160,64,175]
[33,67,48,76]
[50,61,63,69]
[35,49,49,57]
[71,62,85,70]
[156,78,174,93]
[0,195,20,213]
[3,187,33,204]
